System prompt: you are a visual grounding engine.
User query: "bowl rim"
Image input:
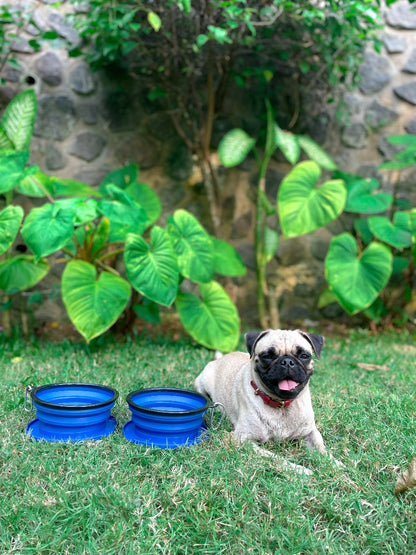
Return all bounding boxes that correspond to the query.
[126,387,210,416]
[31,382,119,411]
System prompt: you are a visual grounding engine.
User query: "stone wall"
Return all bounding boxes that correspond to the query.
[1,0,416,328]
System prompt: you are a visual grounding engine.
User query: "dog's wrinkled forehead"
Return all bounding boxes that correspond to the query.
[245,329,324,359]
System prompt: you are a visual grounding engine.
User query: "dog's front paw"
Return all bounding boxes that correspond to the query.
[251,443,313,476]
[232,430,256,444]
[281,459,313,476]
[329,453,346,469]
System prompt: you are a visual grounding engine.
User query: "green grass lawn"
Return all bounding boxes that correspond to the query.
[0,329,415,554]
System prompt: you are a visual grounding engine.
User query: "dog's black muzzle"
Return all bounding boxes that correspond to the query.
[256,355,312,400]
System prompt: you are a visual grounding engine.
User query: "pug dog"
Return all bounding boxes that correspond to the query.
[195,329,331,475]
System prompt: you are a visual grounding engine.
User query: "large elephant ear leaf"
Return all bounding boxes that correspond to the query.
[16,168,50,197]
[0,205,24,255]
[97,185,148,241]
[1,89,37,151]
[21,203,75,261]
[125,181,161,226]
[273,124,300,165]
[124,227,179,307]
[278,161,346,238]
[0,150,30,194]
[212,238,246,277]
[297,135,337,170]
[325,233,393,314]
[99,164,138,193]
[176,281,240,352]
[344,178,393,214]
[100,165,161,227]
[47,177,100,198]
[368,212,412,249]
[0,255,49,294]
[62,260,131,343]
[167,209,214,283]
[218,129,256,167]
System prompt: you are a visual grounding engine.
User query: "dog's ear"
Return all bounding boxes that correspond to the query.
[299,332,325,359]
[245,331,267,356]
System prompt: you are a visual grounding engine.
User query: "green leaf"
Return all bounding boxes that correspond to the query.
[132,299,161,325]
[392,256,409,274]
[0,128,13,150]
[354,218,373,244]
[176,281,240,352]
[0,90,37,151]
[97,185,148,241]
[317,288,338,309]
[55,197,98,226]
[278,161,346,238]
[16,168,49,197]
[332,170,359,185]
[345,178,393,214]
[386,134,416,146]
[148,11,161,32]
[124,227,179,307]
[0,205,23,255]
[21,203,75,260]
[125,182,161,226]
[300,61,310,74]
[368,212,412,249]
[179,0,191,14]
[212,238,246,277]
[46,177,99,198]
[0,150,29,193]
[99,164,138,193]
[273,124,300,164]
[168,209,214,283]
[62,260,131,342]
[297,135,337,170]
[325,233,392,314]
[196,34,209,49]
[218,129,256,167]
[41,30,59,40]
[0,255,49,294]
[27,291,43,306]
[99,165,160,225]
[208,25,231,45]
[262,227,279,263]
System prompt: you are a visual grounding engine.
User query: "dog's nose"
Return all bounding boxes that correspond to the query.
[280,357,295,368]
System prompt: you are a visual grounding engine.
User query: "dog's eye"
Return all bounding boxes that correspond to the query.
[259,354,274,365]
[299,352,311,361]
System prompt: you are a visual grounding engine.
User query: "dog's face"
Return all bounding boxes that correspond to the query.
[245,329,324,400]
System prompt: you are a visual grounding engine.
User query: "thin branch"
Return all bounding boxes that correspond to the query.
[98,247,125,262]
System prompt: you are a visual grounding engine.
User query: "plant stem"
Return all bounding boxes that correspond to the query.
[389,169,401,220]
[99,247,125,262]
[95,259,120,276]
[1,295,11,337]
[199,39,222,237]
[255,175,269,329]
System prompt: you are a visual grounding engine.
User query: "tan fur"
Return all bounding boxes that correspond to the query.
[195,329,330,475]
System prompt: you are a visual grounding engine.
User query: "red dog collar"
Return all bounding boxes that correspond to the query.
[250,380,292,408]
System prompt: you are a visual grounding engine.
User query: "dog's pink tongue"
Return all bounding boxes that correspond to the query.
[278,379,299,391]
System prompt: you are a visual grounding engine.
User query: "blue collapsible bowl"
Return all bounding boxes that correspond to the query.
[123,387,210,448]
[26,383,119,442]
